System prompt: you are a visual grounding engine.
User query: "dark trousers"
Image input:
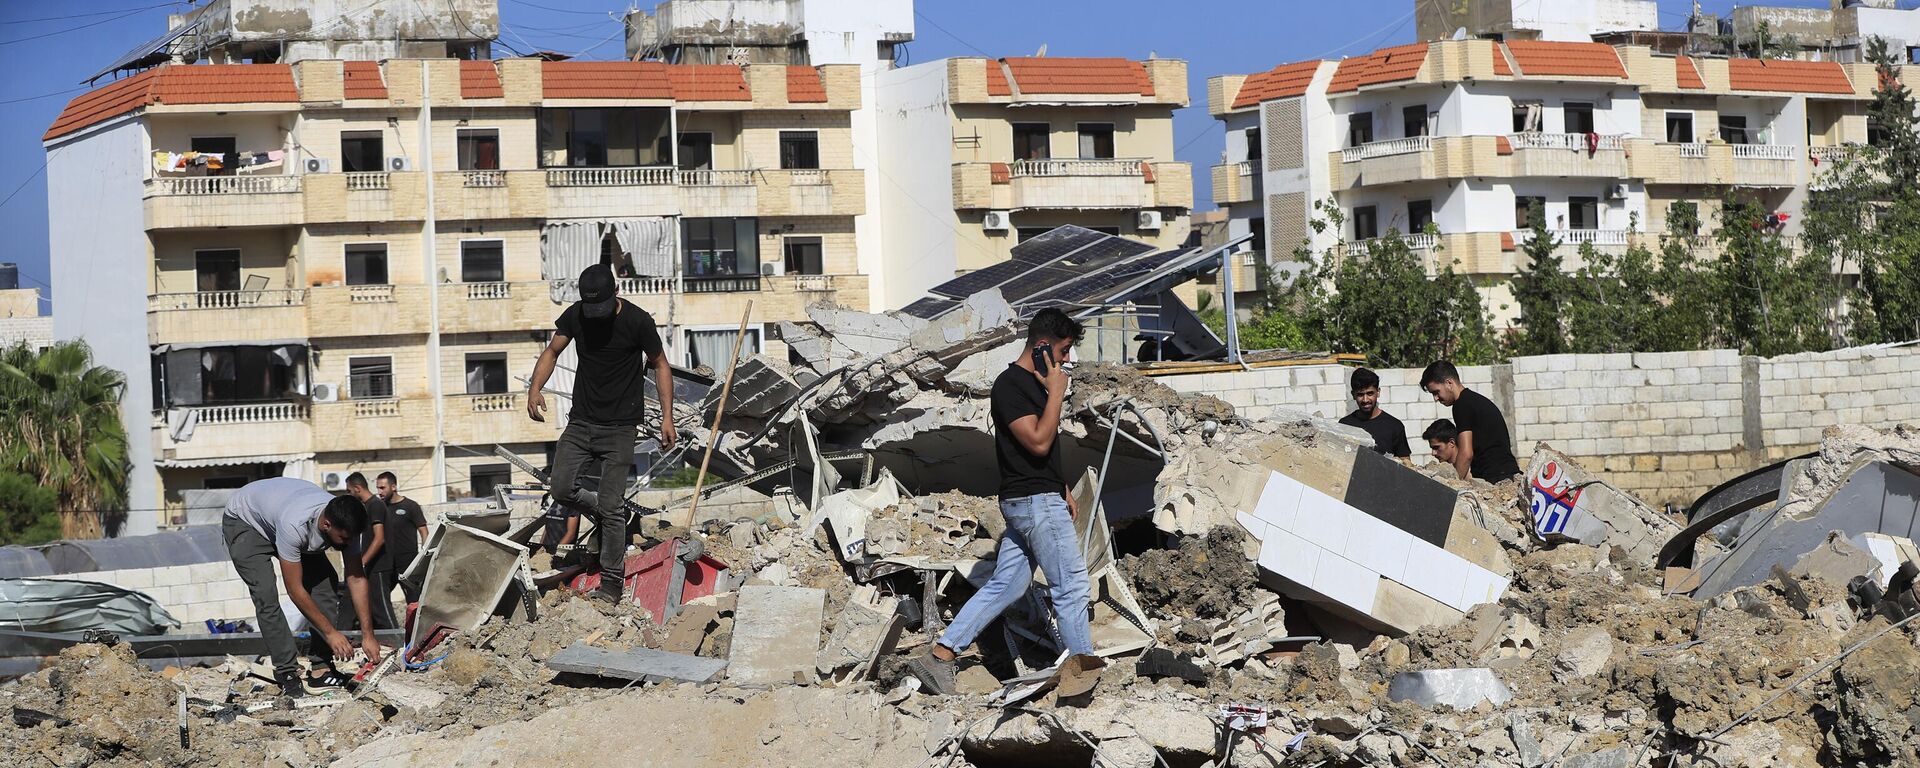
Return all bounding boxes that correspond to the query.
[340,569,397,631]
[548,419,639,590]
[224,515,348,678]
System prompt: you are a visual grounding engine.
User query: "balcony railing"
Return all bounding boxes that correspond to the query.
[1809,145,1862,164]
[190,402,310,426]
[149,175,303,195]
[1338,233,1439,254]
[345,172,391,190]
[1509,133,1625,152]
[1733,144,1797,161]
[464,282,512,300]
[791,274,836,292]
[150,289,305,311]
[1340,136,1432,163]
[686,276,761,293]
[616,277,676,295]
[353,399,401,418]
[1010,159,1144,177]
[1518,229,1631,246]
[349,284,396,303]
[1234,161,1254,176]
[677,169,755,186]
[1675,142,1708,159]
[467,393,518,412]
[462,170,506,188]
[787,169,830,186]
[545,166,676,187]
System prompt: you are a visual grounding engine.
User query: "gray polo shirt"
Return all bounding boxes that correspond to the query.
[224,478,344,562]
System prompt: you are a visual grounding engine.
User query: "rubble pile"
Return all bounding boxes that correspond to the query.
[5,297,1918,768]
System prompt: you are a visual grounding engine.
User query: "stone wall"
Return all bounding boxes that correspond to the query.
[1160,344,1920,505]
[41,562,255,629]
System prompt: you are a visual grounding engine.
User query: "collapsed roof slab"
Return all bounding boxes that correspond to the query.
[1693,460,1920,599]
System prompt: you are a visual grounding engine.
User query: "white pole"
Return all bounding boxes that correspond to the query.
[421,60,448,502]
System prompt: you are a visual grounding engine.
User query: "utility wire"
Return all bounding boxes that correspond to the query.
[0,7,153,46]
[0,3,183,25]
[506,0,621,16]
[912,9,991,58]
[0,86,84,105]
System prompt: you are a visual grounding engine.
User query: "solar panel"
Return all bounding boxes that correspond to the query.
[927,261,1032,299]
[1023,247,1201,309]
[1009,226,1107,264]
[900,297,959,320]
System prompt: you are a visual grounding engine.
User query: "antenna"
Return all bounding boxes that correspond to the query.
[1034,43,1048,58]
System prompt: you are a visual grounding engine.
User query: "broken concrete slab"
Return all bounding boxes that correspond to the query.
[811,469,906,564]
[1471,610,1541,662]
[1387,668,1514,709]
[815,586,904,680]
[1561,747,1635,768]
[546,643,728,684]
[1787,532,1884,588]
[1207,593,1292,666]
[729,585,826,686]
[1526,445,1674,564]
[408,522,530,649]
[1695,459,1920,598]
[663,604,723,655]
[1855,532,1919,590]
[1552,627,1615,682]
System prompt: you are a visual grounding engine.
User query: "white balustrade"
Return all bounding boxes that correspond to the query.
[545,166,676,187]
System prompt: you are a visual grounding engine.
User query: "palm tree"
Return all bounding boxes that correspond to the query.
[0,340,130,540]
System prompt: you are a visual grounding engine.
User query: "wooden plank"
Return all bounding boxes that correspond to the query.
[545,642,727,684]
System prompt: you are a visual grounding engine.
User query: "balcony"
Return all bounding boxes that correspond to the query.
[312,397,434,452]
[1809,145,1882,190]
[144,175,304,230]
[154,402,313,463]
[307,284,431,337]
[993,159,1175,211]
[441,392,559,446]
[755,169,866,217]
[545,166,679,218]
[685,276,762,293]
[1212,161,1257,205]
[1505,133,1628,178]
[1340,137,1431,163]
[1333,137,1438,188]
[1513,228,1632,267]
[1731,144,1801,187]
[303,172,424,223]
[148,289,308,345]
[437,282,559,334]
[434,170,547,220]
[678,169,759,218]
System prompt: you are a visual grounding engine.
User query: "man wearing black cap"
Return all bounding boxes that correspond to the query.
[527,264,678,602]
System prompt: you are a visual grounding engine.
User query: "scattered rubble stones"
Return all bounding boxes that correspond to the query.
[1121,526,1262,622]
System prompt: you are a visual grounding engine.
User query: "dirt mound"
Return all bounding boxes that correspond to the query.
[1121,526,1262,621]
[1073,362,1235,423]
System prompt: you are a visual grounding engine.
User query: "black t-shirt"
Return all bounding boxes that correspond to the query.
[991,364,1067,499]
[1339,409,1411,458]
[1453,388,1522,482]
[355,496,394,574]
[384,497,426,570]
[556,299,665,426]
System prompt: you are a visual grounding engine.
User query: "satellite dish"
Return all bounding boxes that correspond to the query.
[1452,27,1469,40]
[1034,43,1048,58]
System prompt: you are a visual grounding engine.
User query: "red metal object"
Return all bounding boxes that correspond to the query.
[567,538,730,620]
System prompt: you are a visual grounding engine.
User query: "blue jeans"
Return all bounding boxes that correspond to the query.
[937,492,1095,656]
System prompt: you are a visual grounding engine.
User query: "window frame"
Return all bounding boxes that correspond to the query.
[1348,113,1374,147]
[684,326,763,370]
[1407,199,1435,233]
[189,136,238,177]
[344,242,390,286]
[1012,123,1051,161]
[1665,111,1696,144]
[1402,105,1429,138]
[1515,195,1547,229]
[340,130,386,173]
[459,239,505,283]
[456,128,501,171]
[347,356,395,400]
[1244,127,1262,161]
[1352,205,1379,241]
[463,351,509,395]
[782,236,824,276]
[676,131,715,171]
[1563,101,1596,135]
[1568,196,1601,230]
[778,130,820,170]
[468,463,512,501]
[681,217,760,278]
[1076,123,1116,160]
[1718,115,1751,145]
[194,248,242,293]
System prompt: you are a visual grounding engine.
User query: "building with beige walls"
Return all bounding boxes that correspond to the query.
[1211,38,1888,319]
[45,57,869,532]
[873,56,1194,311]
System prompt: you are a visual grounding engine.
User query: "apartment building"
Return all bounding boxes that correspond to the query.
[44,58,868,533]
[1416,0,1660,43]
[1210,38,1885,318]
[873,56,1195,310]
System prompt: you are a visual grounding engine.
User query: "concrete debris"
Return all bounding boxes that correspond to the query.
[1695,450,1920,598]
[1550,626,1614,681]
[728,585,826,686]
[546,643,728,685]
[1206,593,1292,666]
[815,586,904,681]
[1472,609,1542,662]
[1387,668,1515,709]
[1525,444,1681,563]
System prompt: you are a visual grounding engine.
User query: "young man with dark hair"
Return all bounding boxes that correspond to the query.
[341,472,396,629]
[1423,418,1460,469]
[1420,361,1522,482]
[1337,368,1410,458]
[527,264,678,603]
[375,472,428,605]
[909,308,1096,695]
[222,477,383,697]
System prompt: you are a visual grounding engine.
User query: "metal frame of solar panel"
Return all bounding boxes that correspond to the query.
[1020,245,1214,315]
[918,227,1159,313]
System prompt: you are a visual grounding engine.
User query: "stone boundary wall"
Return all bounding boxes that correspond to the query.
[41,562,255,629]
[1161,344,1920,504]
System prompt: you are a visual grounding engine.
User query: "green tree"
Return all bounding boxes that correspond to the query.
[1290,204,1497,367]
[1708,200,1834,356]
[1508,205,1573,356]
[1642,208,1717,352]
[0,341,130,542]
[1856,36,1920,342]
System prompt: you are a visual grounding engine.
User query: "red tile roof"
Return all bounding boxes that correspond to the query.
[1328,43,1428,93]
[985,60,1011,96]
[1002,57,1154,96]
[668,64,750,101]
[1675,56,1705,89]
[1491,41,1514,76]
[1504,41,1626,78]
[1232,60,1320,109]
[460,60,503,98]
[1727,58,1853,94]
[45,64,297,141]
[785,65,827,103]
[342,61,388,99]
[541,61,673,99]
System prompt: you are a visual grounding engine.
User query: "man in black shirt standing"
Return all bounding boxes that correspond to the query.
[1420,361,1522,483]
[527,264,678,602]
[908,309,1094,695]
[342,472,397,629]
[1337,368,1410,458]
[375,471,428,605]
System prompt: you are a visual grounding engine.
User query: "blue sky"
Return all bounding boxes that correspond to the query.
[0,0,1820,313]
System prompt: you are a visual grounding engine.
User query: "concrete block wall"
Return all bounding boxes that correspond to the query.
[1161,344,1920,505]
[41,562,256,629]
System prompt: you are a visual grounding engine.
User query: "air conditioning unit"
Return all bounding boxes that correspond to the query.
[312,382,340,402]
[322,471,348,491]
[387,157,412,172]
[1605,183,1629,200]
[982,210,1012,231]
[761,262,781,276]
[305,158,330,174]
[1137,210,1164,231]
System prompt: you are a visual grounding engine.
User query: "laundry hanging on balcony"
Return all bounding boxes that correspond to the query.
[151,149,286,175]
[542,217,678,303]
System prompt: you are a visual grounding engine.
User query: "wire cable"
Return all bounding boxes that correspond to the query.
[1,3,185,25]
[0,7,154,46]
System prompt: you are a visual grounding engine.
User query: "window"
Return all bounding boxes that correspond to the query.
[1352,206,1378,240]
[1719,115,1750,144]
[538,107,672,167]
[1515,196,1547,229]
[191,137,237,176]
[1249,217,1266,259]
[464,352,508,395]
[1402,105,1429,138]
[1348,113,1374,147]
[348,357,394,400]
[1013,123,1050,161]
[457,129,500,170]
[677,133,713,170]
[1666,112,1695,143]
[1408,200,1434,233]
[345,244,388,285]
[778,131,819,170]
[1868,118,1891,147]
[195,250,240,292]
[1569,197,1600,230]
[682,218,759,277]
[1564,102,1595,135]
[1245,127,1262,161]
[469,464,511,501]
[461,241,504,283]
[341,131,384,173]
[783,237,823,275]
[1077,124,1115,159]
[1512,101,1542,133]
[686,328,761,371]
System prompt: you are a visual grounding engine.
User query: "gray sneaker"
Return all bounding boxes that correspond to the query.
[907,651,958,696]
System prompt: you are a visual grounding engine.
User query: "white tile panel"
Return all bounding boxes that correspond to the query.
[1460,568,1510,612]
[1311,551,1381,615]
[1401,538,1471,610]
[1257,527,1320,588]
[1342,511,1414,583]
[1252,470,1306,530]
[1236,511,1269,543]
[1290,485,1356,551]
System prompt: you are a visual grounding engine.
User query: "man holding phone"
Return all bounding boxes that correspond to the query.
[908,308,1094,694]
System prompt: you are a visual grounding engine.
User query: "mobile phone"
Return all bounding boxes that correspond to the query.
[1031,343,1054,377]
